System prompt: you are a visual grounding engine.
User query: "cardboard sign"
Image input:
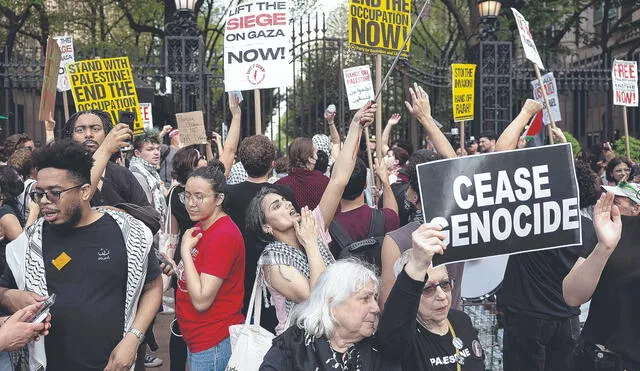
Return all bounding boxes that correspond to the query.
[67,57,143,135]
[39,38,62,121]
[417,144,581,266]
[54,36,75,92]
[348,0,411,57]
[224,0,292,91]
[139,103,153,130]
[511,8,544,70]
[451,64,476,122]
[176,111,207,147]
[343,65,375,110]
[530,72,561,124]
[612,60,638,107]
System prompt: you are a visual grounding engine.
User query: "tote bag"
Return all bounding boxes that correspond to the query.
[226,270,275,370]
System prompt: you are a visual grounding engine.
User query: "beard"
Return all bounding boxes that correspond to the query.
[48,202,83,230]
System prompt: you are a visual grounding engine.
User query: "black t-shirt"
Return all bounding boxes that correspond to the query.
[91,162,150,207]
[225,181,296,313]
[378,270,485,370]
[497,216,594,319]
[42,214,160,370]
[579,215,640,362]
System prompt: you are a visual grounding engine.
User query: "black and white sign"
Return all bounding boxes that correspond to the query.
[417,144,581,266]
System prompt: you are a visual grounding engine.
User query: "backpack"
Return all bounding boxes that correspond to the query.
[329,208,386,270]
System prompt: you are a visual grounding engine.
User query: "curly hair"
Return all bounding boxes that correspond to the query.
[1,133,32,162]
[8,147,34,179]
[314,150,329,174]
[62,110,113,139]
[171,146,201,185]
[605,157,633,183]
[31,139,94,185]
[574,159,600,209]
[238,135,275,178]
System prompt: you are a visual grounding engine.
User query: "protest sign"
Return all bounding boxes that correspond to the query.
[39,38,62,122]
[530,72,561,124]
[451,64,476,122]
[343,65,375,110]
[417,143,581,266]
[511,8,544,70]
[67,57,143,135]
[224,0,292,91]
[348,0,411,57]
[139,103,153,130]
[176,111,207,147]
[54,36,74,92]
[612,60,638,107]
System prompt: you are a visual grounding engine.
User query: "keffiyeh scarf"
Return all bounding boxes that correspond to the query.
[130,156,166,219]
[257,239,335,318]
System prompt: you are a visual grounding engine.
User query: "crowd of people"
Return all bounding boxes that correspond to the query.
[0,82,634,371]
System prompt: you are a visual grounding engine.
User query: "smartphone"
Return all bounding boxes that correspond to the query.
[229,91,243,104]
[118,110,136,130]
[31,293,56,323]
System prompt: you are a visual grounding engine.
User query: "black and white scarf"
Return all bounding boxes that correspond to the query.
[130,156,166,220]
[257,239,334,321]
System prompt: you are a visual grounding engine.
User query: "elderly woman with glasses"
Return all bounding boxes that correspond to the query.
[260,224,474,370]
[376,224,485,370]
[175,163,245,371]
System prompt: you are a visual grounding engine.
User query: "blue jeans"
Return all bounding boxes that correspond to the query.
[187,337,231,371]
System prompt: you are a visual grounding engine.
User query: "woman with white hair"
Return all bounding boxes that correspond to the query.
[377,225,485,370]
[259,223,463,370]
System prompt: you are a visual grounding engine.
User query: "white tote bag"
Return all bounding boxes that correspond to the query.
[225,272,275,371]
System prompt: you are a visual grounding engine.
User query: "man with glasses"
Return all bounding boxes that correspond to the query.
[0,139,162,370]
[61,110,151,208]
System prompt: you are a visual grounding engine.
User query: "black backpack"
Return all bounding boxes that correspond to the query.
[329,208,386,270]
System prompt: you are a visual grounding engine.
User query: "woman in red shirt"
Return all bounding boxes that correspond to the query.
[176,163,245,371]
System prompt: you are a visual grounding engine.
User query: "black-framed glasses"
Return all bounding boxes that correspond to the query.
[29,184,83,203]
[422,279,455,297]
[179,191,218,205]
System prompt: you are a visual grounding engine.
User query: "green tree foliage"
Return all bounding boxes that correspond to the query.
[563,130,581,158]
[615,136,640,163]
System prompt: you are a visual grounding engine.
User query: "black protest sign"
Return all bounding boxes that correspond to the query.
[417,143,581,266]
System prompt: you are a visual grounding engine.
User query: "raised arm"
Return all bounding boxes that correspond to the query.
[318,102,377,226]
[44,112,56,144]
[90,124,132,199]
[325,110,341,159]
[374,157,398,215]
[221,94,242,178]
[404,83,456,159]
[563,192,621,306]
[381,113,401,154]
[495,99,542,151]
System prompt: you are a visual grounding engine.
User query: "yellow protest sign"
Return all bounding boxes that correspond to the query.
[451,64,476,122]
[348,0,411,57]
[67,57,144,135]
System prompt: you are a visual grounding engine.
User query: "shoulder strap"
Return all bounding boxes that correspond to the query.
[368,208,386,237]
[328,219,354,250]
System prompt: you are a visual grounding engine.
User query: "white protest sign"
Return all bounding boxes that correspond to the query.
[530,72,561,125]
[511,8,544,70]
[612,60,638,107]
[343,65,375,110]
[54,36,74,92]
[224,0,292,91]
[139,103,153,130]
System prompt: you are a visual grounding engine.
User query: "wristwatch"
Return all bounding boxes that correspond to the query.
[128,328,145,343]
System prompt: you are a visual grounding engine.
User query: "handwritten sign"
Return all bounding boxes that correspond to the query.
[39,38,62,121]
[343,65,375,110]
[511,8,544,70]
[530,72,561,124]
[67,57,143,135]
[612,60,638,107]
[224,0,292,91]
[139,103,153,130]
[348,0,411,57]
[176,111,207,147]
[54,36,74,92]
[451,64,476,122]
